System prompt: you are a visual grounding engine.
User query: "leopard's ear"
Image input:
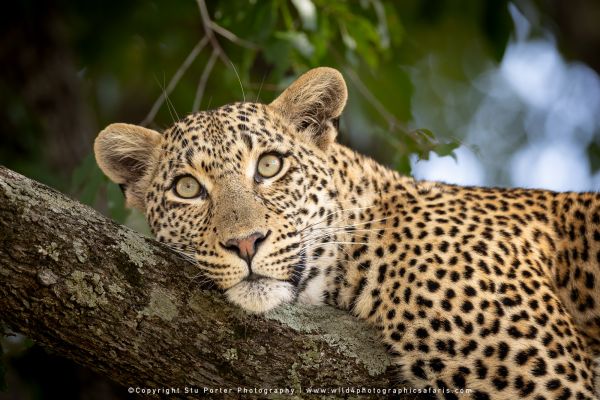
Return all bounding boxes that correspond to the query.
[270,67,347,150]
[94,123,161,211]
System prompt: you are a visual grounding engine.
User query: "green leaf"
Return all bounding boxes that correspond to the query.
[71,153,105,207]
[106,182,130,224]
[275,31,314,59]
[587,141,600,173]
[433,141,460,161]
[70,153,97,193]
[264,38,293,78]
[415,128,435,139]
[78,168,104,207]
[394,154,412,175]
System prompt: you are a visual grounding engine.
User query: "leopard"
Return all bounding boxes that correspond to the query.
[94,67,600,399]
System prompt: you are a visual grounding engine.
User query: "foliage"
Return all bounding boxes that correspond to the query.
[1,0,513,227]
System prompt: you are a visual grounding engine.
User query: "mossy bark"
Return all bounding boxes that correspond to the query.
[0,167,404,399]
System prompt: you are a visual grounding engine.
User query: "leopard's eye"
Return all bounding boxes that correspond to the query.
[173,176,205,199]
[256,153,283,179]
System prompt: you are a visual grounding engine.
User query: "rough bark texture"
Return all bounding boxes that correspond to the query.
[0,167,398,399]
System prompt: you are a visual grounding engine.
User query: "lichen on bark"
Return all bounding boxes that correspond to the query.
[140,287,179,321]
[65,270,109,308]
[0,167,398,399]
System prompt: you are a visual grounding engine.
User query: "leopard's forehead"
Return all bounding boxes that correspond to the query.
[162,102,290,147]
[153,101,302,181]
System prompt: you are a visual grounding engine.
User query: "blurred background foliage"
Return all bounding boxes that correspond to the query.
[1,0,599,398]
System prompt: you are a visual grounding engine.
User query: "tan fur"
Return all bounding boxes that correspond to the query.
[270,67,347,150]
[94,123,161,210]
[95,68,600,399]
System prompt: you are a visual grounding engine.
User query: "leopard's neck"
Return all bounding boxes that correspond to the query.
[321,143,420,315]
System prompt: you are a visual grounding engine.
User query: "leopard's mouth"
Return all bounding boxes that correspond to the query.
[225,277,294,313]
[244,272,268,282]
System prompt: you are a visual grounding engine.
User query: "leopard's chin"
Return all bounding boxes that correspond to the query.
[225,278,294,313]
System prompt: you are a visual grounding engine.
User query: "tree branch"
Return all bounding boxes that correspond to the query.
[192,49,219,112]
[142,0,255,124]
[0,167,397,398]
[210,21,257,50]
[141,36,209,127]
[196,0,231,66]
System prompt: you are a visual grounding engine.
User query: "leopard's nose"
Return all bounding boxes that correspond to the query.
[222,231,270,265]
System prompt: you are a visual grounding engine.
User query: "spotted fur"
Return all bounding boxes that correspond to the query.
[95,67,600,399]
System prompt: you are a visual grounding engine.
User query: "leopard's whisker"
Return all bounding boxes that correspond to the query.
[302,241,371,248]
[300,213,397,236]
[310,214,398,231]
[297,204,379,233]
[295,225,391,247]
[307,226,396,234]
[297,228,389,244]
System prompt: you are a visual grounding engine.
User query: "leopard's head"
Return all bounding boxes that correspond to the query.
[94,68,348,313]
